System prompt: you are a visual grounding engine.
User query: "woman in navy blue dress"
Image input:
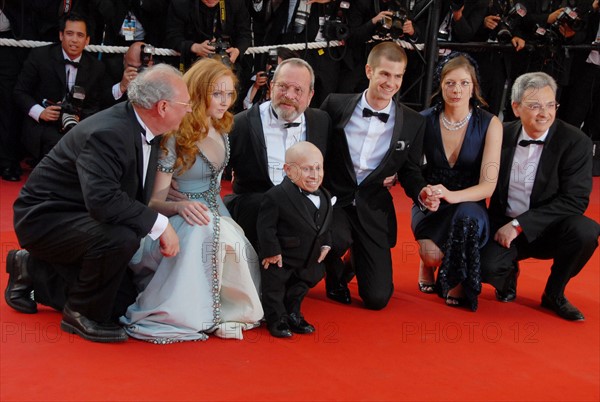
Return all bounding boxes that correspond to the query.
[412,53,502,310]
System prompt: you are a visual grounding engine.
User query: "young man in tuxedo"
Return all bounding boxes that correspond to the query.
[13,13,113,162]
[257,142,333,338]
[5,65,191,342]
[320,41,436,310]
[481,72,600,321]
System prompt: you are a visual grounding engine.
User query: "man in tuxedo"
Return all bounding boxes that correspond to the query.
[13,13,112,162]
[5,64,190,342]
[320,42,434,310]
[224,58,331,247]
[257,142,333,338]
[481,72,600,321]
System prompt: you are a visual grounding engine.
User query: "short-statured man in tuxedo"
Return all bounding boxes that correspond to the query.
[257,142,333,338]
[481,72,600,321]
[320,42,435,310]
[13,13,112,162]
[224,58,331,247]
[5,64,191,342]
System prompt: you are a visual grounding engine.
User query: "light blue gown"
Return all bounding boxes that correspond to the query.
[120,135,263,343]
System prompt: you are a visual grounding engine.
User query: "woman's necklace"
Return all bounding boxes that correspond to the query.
[441,109,472,131]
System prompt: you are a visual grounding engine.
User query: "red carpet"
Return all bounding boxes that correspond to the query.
[1,171,599,401]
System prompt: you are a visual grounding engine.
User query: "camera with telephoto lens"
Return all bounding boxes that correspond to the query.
[139,44,155,72]
[207,37,232,68]
[322,1,350,41]
[494,3,527,42]
[266,48,278,82]
[379,8,408,40]
[551,7,584,32]
[60,85,85,134]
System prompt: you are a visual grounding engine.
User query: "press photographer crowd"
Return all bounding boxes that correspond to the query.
[1,0,599,344]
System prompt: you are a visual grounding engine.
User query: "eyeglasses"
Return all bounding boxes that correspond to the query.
[169,100,193,108]
[444,80,471,89]
[521,102,560,112]
[273,82,304,99]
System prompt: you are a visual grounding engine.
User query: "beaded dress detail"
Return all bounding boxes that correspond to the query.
[412,107,494,311]
[121,135,263,343]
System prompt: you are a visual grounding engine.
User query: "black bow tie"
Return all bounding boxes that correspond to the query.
[146,135,161,145]
[519,139,545,147]
[363,108,389,123]
[284,122,301,128]
[64,59,80,68]
[301,188,321,197]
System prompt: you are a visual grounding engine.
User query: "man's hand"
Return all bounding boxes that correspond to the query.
[167,179,190,202]
[372,10,393,25]
[494,222,520,248]
[159,223,180,257]
[254,72,269,89]
[403,20,415,37]
[177,201,211,226]
[419,186,441,211]
[226,47,240,64]
[39,105,61,122]
[484,15,501,30]
[383,174,397,189]
[317,246,331,263]
[511,36,526,51]
[262,254,283,269]
[191,40,216,58]
[119,65,139,93]
[547,8,564,24]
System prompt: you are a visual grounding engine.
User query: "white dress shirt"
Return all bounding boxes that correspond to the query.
[344,91,395,184]
[506,128,549,218]
[134,110,168,240]
[259,101,306,185]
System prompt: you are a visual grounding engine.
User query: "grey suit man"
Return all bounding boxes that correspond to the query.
[481,72,600,321]
[5,65,190,342]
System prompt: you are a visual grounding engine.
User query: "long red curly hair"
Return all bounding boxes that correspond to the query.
[163,58,238,174]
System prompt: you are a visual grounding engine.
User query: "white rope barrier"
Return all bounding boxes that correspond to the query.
[0,37,423,55]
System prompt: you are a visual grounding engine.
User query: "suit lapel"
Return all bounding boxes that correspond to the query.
[282,177,318,230]
[338,94,361,183]
[52,45,68,93]
[248,105,271,181]
[361,101,404,186]
[529,121,558,202]
[144,141,160,203]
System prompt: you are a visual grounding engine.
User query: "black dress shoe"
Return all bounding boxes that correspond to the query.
[267,316,293,338]
[541,293,585,321]
[288,312,315,334]
[326,285,351,305]
[61,304,128,342]
[495,267,519,303]
[1,166,21,182]
[5,249,37,314]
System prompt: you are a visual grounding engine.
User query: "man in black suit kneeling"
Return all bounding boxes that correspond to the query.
[257,142,333,338]
[5,64,191,342]
[481,72,600,321]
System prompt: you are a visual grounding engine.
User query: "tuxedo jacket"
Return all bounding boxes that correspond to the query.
[13,44,112,154]
[13,102,159,246]
[488,119,595,243]
[257,176,333,272]
[165,0,252,66]
[320,93,427,248]
[227,103,332,196]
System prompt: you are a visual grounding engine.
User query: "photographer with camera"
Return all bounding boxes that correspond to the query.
[242,46,299,109]
[13,13,113,162]
[110,42,156,103]
[164,0,251,70]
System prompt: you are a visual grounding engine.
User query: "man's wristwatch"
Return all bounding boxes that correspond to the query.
[511,219,522,234]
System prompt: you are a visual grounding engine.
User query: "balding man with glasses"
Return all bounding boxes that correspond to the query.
[481,72,600,321]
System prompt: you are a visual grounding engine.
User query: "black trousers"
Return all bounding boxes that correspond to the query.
[17,212,141,323]
[481,215,600,298]
[261,262,325,325]
[325,206,394,310]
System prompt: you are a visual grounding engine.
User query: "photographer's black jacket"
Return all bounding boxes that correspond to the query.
[164,0,252,67]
